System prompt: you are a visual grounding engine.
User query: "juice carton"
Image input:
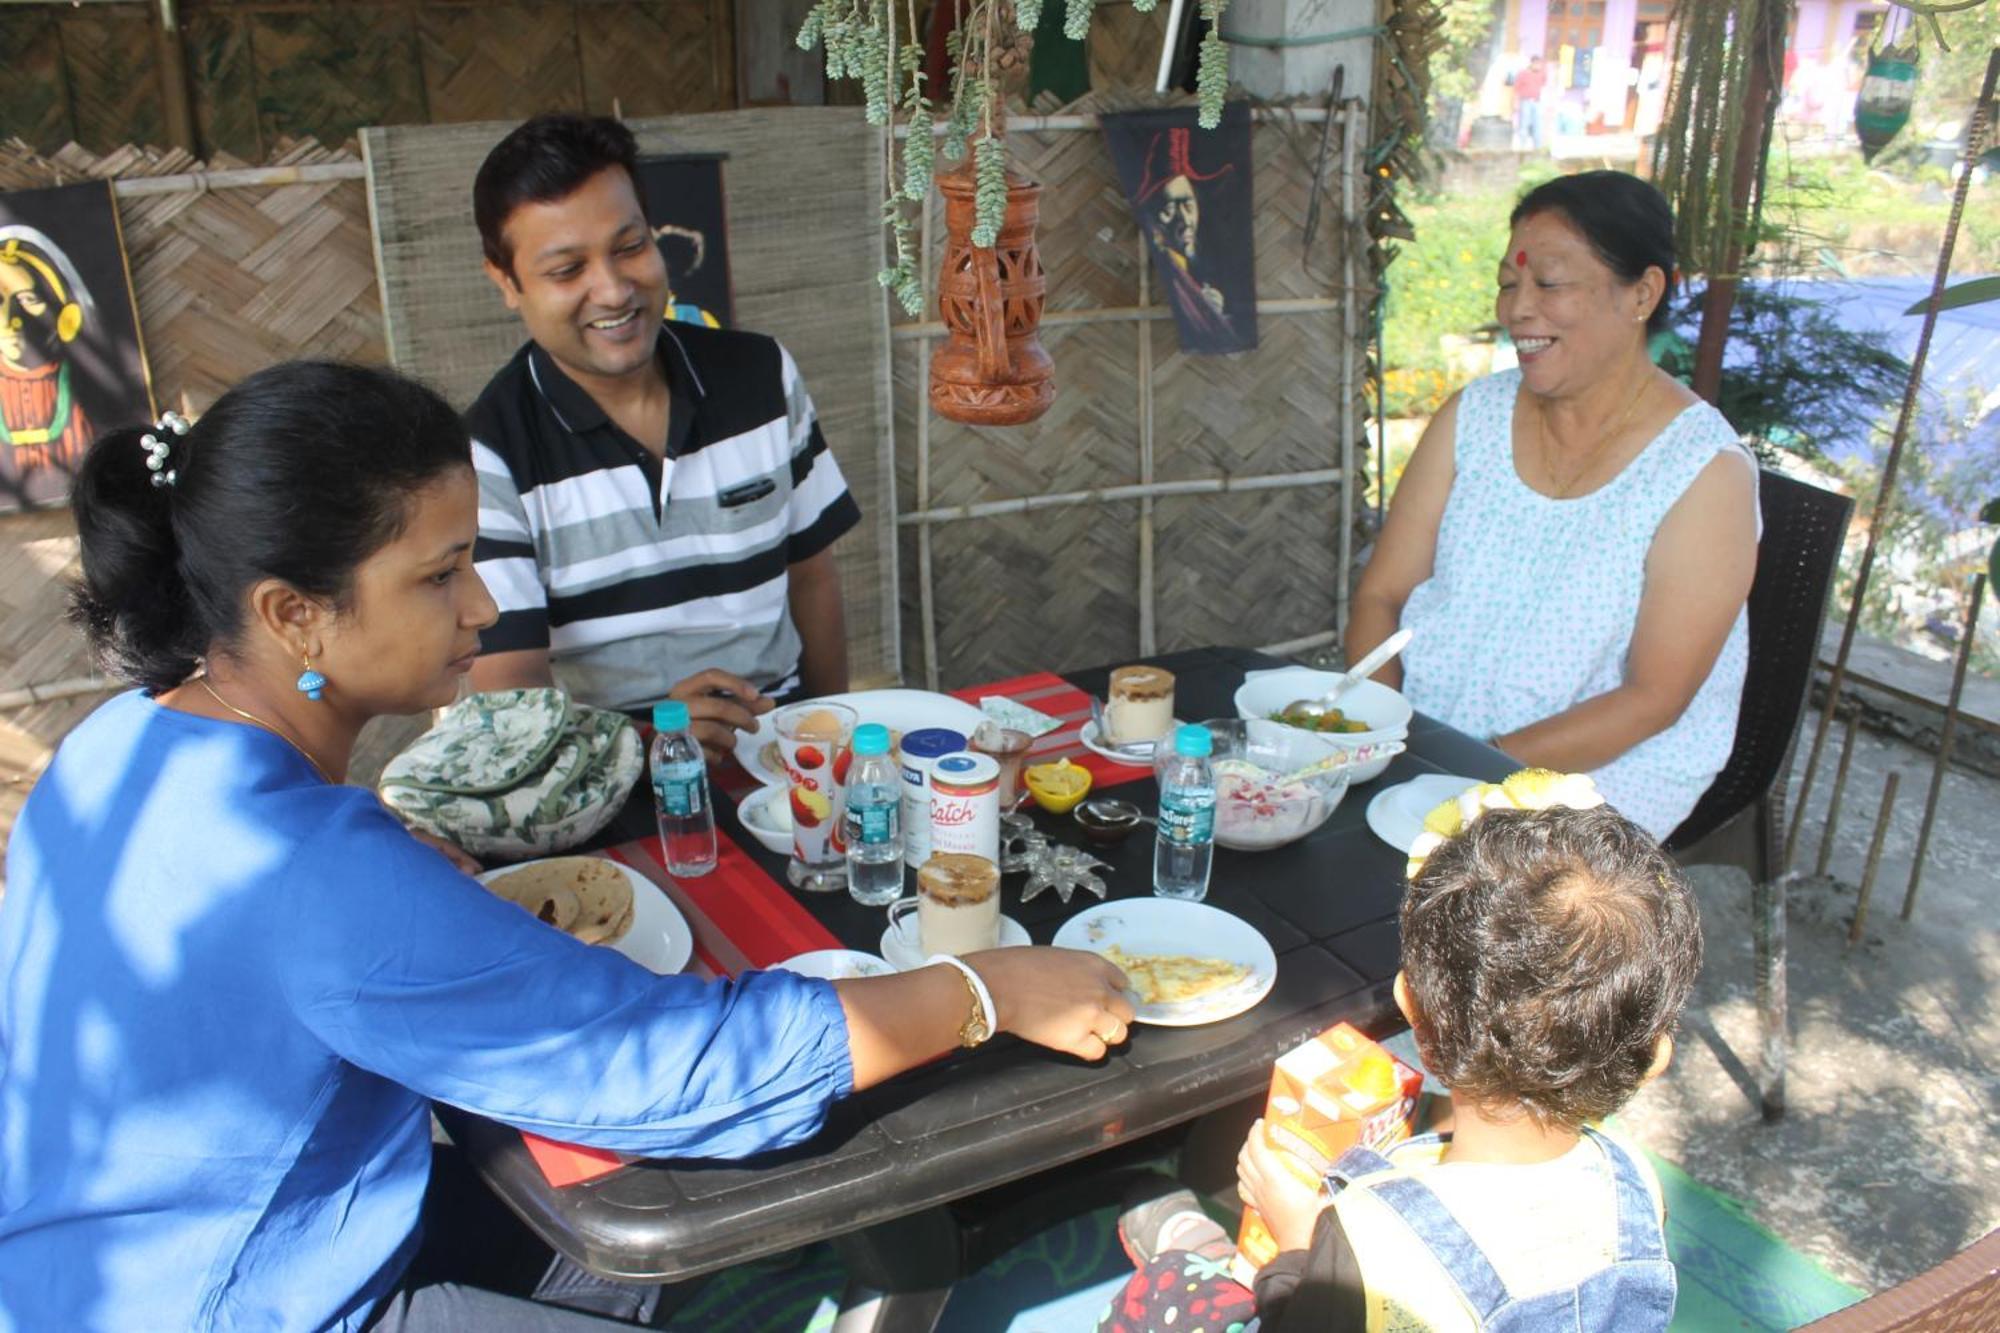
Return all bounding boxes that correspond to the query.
[1231,1023,1423,1284]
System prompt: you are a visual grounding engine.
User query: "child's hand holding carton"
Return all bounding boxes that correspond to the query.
[1231,1022,1423,1284]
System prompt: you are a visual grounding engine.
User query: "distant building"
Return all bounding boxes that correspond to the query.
[1470,0,1890,146]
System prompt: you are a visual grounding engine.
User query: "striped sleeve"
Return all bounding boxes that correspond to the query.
[470,438,551,654]
[776,343,861,564]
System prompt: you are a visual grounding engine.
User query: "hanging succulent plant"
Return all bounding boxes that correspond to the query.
[798,0,1231,314]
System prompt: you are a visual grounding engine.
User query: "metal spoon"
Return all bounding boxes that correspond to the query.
[1279,628,1414,724]
[1073,798,1155,844]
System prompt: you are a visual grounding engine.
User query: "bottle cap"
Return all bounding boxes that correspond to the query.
[651,700,690,732]
[853,723,891,756]
[1174,723,1212,758]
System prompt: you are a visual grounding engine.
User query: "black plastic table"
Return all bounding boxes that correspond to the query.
[453,646,1512,1300]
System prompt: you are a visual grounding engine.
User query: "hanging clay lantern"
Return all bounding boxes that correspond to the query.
[1854,43,1920,162]
[928,163,1055,426]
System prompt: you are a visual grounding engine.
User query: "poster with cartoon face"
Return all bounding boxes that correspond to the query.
[0,180,154,513]
[632,153,735,331]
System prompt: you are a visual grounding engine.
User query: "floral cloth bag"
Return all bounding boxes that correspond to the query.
[379,688,643,860]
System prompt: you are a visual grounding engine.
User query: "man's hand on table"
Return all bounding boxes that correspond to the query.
[967,946,1137,1062]
[667,668,776,766]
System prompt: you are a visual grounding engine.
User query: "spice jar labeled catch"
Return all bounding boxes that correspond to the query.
[928,751,1000,865]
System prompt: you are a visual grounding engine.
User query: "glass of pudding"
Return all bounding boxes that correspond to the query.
[1104,665,1176,746]
[887,852,1001,957]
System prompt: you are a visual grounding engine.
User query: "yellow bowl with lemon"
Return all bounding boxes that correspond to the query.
[1025,758,1093,815]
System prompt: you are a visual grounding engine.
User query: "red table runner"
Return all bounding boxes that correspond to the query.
[520,669,1144,1186]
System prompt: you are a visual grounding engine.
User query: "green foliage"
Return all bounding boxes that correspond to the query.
[972,136,1009,247]
[800,0,1232,316]
[1064,0,1095,42]
[1911,2,2000,132]
[1380,192,1509,415]
[1428,1,1501,108]
[1661,285,1909,465]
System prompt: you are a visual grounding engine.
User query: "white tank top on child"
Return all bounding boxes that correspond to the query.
[1398,369,1757,840]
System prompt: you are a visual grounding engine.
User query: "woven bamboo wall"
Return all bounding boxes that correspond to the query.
[0,0,735,161]
[896,93,1370,689]
[0,136,387,853]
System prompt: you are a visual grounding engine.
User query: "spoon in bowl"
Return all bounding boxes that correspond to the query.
[1279,628,1414,725]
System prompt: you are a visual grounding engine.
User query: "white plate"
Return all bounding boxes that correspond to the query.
[1077,717,1184,766]
[772,948,894,980]
[1364,773,1483,855]
[880,913,1031,971]
[734,784,793,856]
[477,858,693,975]
[735,689,990,786]
[1052,900,1277,1027]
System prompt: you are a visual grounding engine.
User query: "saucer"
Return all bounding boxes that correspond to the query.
[1077,718,1184,766]
[880,913,1031,971]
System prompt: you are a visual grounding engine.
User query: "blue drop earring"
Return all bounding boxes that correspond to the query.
[296,650,327,702]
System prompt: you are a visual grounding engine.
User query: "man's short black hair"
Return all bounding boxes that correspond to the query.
[1401,805,1702,1128]
[473,113,642,278]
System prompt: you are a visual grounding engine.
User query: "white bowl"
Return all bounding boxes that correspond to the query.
[735,784,794,856]
[1196,719,1353,851]
[1232,669,1413,784]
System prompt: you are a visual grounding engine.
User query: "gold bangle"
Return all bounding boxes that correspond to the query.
[929,955,993,1048]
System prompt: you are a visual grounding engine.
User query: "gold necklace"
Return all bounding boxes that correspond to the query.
[1536,371,1651,499]
[198,676,334,784]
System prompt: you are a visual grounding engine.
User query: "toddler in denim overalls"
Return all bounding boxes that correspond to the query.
[1103,798,1698,1332]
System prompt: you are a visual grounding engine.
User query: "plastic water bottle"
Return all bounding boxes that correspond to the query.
[650,700,716,877]
[843,723,904,907]
[1153,724,1216,901]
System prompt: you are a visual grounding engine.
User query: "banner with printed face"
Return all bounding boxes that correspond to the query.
[1102,102,1257,355]
[633,153,736,330]
[0,180,154,513]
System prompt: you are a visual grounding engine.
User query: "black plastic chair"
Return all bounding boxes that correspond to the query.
[1665,468,1854,1121]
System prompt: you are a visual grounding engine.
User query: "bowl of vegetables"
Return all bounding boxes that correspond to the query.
[1232,668,1412,784]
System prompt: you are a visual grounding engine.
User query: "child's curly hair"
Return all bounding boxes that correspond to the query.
[1400,804,1702,1128]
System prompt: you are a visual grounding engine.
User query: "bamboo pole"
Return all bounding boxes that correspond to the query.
[0,676,115,713]
[897,468,1346,525]
[111,162,367,197]
[888,295,1363,340]
[1336,100,1361,641]
[1137,232,1158,658]
[895,108,1336,136]
[1814,707,1861,880]
[916,186,941,692]
[1785,46,2000,872]
[1902,572,1986,921]
[152,0,198,156]
[1849,770,1900,948]
[1257,628,1339,658]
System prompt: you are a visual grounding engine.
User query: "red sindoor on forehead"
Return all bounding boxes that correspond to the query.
[1515,249,1528,266]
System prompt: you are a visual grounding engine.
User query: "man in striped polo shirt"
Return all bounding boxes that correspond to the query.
[464,115,860,760]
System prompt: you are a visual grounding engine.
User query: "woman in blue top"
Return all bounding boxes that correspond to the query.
[1347,171,1760,840]
[0,362,1134,1332]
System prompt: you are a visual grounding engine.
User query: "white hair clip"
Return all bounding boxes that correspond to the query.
[141,410,191,488]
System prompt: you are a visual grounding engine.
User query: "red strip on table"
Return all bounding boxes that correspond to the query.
[949,670,1152,788]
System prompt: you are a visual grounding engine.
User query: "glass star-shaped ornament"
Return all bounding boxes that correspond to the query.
[1017,841,1111,904]
[999,813,1048,873]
